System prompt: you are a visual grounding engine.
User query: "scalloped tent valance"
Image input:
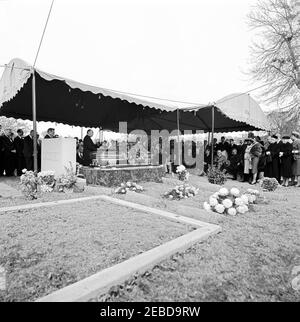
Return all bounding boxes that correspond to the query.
[179,93,271,132]
[0,58,270,133]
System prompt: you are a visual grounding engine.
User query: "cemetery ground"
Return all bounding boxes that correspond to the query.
[0,197,191,301]
[0,174,299,302]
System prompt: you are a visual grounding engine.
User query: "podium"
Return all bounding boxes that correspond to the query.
[41,138,76,176]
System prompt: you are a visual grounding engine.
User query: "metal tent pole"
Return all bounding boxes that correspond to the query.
[211,106,215,168]
[32,69,38,172]
[177,108,181,165]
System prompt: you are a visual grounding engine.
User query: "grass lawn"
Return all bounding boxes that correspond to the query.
[0,198,191,302]
[89,175,300,302]
[1,174,299,302]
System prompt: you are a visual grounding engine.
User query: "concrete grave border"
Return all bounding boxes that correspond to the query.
[0,195,221,302]
[0,195,104,214]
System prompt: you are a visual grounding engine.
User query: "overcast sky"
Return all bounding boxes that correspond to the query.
[0,0,268,137]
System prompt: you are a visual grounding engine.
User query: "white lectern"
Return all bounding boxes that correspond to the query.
[41,138,76,176]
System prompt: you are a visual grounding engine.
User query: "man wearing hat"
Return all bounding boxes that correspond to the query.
[279,136,293,187]
[291,131,300,187]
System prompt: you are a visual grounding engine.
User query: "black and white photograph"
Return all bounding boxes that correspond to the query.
[0,0,299,311]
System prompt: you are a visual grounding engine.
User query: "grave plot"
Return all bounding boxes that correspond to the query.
[0,199,192,302]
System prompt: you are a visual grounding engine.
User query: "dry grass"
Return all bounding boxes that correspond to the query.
[0,199,191,302]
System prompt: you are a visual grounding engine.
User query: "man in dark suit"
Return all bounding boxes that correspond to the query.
[2,128,16,176]
[83,129,100,166]
[23,130,34,171]
[14,129,25,176]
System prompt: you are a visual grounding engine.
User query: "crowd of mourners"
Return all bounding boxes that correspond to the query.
[1,124,300,187]
[204,131,300,187]
[0,126,60,176]
[0,126,100,176]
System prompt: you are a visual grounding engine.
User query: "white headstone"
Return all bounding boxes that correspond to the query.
[41,138,76,177]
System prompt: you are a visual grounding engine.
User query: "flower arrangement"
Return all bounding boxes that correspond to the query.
[20,169,38,199]
[176,165,190,181]
[163,184,199,200]
[207,166,227,185]
[115,181,144,194]
[244,188,260,203]
[260,177,279,192]
[55,163,77,192]
[203,187,260,215]
[19,163,80,197]
[37,171,55,193]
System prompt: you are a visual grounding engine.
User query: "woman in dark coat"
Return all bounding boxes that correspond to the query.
[257,141,266,180]
[264,136,273,178]
[279,136,293,187]
[265,135,280,180]
[227,147,242,180]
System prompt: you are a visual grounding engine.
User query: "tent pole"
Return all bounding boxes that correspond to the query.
[177,108,181,165]
[211,106,215,168]
[32,69,38,172]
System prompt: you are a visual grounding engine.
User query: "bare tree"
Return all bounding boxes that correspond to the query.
[248,0,300,121]
[267,108,300,134]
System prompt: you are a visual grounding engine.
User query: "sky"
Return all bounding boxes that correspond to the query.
[0,0,268,137]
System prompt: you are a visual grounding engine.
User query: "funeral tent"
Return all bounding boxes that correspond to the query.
[0,58,271,133]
